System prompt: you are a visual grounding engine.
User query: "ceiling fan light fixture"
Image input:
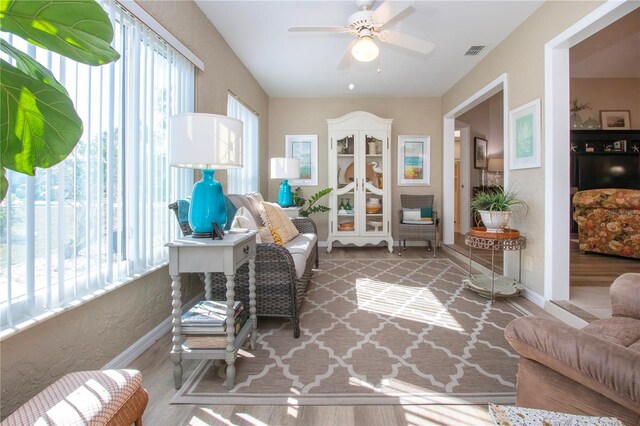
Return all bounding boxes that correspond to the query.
[351,36,379,62]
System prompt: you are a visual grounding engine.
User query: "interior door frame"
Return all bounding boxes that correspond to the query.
[443,74,508,245]
[544,0,638,301]
[456,122,471,235]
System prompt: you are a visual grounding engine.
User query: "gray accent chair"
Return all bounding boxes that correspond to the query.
[397,194,438,257]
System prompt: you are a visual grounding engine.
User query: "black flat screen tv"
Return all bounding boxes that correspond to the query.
[577,153,640,190]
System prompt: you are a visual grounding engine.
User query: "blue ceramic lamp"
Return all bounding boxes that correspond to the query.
[170,113,243,237]
[270,158,300,207]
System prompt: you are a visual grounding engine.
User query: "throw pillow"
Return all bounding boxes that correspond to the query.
[258,226,274,243]
[259,201,299,244]
[402,208,433,224]
[231,206,258,230]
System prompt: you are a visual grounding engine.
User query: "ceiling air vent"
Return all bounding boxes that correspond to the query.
[464,45,485,56]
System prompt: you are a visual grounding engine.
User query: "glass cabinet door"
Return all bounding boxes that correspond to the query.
[335,133,357,234]
[361,131,386,235]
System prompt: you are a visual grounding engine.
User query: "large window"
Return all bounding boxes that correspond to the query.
[227,94,259,194]
[0,1,194,331]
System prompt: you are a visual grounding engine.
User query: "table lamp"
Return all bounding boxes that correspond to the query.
[488,157,504,186]
[270,158,300,207]
[170,113,243,237]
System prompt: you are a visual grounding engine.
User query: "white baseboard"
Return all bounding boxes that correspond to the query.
[523,288,545,308]
[544,300,589,329]
[102,294,202,370]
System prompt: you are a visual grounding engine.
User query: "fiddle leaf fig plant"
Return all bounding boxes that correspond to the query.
[294,187,333,217]
[0,0,121,202]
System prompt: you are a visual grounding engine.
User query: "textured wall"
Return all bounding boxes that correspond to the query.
[0,0,268,417]
[268,97,441,242]
[441,1,604,296]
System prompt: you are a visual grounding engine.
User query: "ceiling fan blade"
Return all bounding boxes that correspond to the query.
[288,26,348,33]
[372,1,414,27]
[378,31,435,55]
[337,40,356,70]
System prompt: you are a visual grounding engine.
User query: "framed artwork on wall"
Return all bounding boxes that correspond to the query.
[600,110,631,130]
[285,134,318,186]
[474,137,488,169]
[509,98,541,170]
[398,135,430,186]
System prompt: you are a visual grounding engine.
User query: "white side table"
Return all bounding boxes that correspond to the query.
[166,231,257,389]
[282,207,301,218]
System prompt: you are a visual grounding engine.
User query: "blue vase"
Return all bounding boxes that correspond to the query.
[278,179,293,207]
[189,169,227,236]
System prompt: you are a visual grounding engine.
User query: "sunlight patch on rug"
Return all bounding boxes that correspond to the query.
[172,259,526,405]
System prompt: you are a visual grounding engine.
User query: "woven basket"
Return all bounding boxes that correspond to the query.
[469,227,520,240]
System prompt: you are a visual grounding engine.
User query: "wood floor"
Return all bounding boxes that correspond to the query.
[448,233,640,289]
[130,247,549,426]
[569,239,640,287]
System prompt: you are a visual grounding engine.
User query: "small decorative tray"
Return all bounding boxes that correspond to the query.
[469,227,520,240]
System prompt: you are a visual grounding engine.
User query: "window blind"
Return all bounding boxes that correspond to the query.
[227,95,259,194]
[0,0,194,331]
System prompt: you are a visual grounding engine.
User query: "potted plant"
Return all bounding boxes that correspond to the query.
[470,188,528,232]
[293,187,332,217]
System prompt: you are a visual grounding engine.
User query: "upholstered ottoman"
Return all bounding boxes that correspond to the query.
[2,369,148,426]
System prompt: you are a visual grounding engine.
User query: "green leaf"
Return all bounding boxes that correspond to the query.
[0,0,120,66]
[0,166,7,202]
[0,38,67,94]
[0,59,82,175]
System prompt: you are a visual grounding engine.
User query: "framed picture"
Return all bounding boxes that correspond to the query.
[398,135,430,186]
[600,110,631,130]
[509,98,541,170]
[285,134,318,186]
[474,137,488,169]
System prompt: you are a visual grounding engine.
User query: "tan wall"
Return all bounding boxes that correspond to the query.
[442,1,604,295]
[0,0,269,417]
[268,98,441,242]
[570,78,640,127]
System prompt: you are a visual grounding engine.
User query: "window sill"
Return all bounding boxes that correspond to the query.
[0,262,169,342]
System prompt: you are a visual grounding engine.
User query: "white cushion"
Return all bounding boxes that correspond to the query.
[231,206,258,230]
[284,233,317,278]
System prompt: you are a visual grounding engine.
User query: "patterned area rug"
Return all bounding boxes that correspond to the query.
[172,259,526,405]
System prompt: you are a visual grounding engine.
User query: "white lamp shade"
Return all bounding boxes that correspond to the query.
[170,113,243,169]
[488,158,504,172]
[270,158,300,179]
[351,36,379,62]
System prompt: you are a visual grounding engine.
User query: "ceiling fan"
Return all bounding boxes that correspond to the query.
[288,0,434,69]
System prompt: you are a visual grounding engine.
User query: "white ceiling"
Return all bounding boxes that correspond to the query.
[195,1,543,97]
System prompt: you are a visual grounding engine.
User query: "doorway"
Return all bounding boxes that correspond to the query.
[544,0,639,304]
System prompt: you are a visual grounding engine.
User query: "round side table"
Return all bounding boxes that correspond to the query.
[463,232,527,301]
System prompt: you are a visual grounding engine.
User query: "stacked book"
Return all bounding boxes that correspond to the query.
[181,300,249,349]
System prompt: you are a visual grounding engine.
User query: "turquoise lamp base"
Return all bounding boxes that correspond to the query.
[278,179,294,207]
[189,169,227,237]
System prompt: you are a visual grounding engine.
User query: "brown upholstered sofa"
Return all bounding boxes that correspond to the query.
[573,188,640,259]
[505,273,640,425]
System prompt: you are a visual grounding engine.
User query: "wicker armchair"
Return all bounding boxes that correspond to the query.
[397,194,438,257]
[169,199,318,338]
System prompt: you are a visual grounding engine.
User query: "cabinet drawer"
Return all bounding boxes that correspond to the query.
[233,241,256,267]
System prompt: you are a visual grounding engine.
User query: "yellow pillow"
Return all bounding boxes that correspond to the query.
[259,201,299,244]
